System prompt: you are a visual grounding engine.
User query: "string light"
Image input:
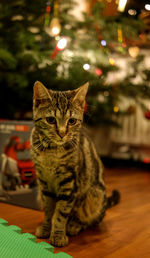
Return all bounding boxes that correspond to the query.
[109,57,115,65]
[50,37,68,59]
[101,40,107,46]
[44,2,51,26]
[52,27,59,35]
[145,4,150,11]
[57,38,67,50]
[83,64,90,71]
[114,106,119,112]
[118,0,127,12]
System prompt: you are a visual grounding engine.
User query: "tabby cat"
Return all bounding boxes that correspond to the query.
[31,81,120,247]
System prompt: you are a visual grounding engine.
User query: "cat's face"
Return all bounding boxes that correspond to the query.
[33,81,89,147]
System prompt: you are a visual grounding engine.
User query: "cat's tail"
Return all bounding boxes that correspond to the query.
[106,190,120,209]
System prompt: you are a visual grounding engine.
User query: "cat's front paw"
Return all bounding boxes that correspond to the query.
[35,222,50,239]
[49,234,68,247]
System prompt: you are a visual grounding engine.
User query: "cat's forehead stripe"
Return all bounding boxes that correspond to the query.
[56,109,61,118]
[53,91,70,115]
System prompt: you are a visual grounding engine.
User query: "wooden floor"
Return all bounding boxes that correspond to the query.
[1,167,150,258]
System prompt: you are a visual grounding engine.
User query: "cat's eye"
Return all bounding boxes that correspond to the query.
[46,116,56,124]
[68,118,77,125]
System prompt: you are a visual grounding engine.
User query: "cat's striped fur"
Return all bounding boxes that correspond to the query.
[31,81,120,247]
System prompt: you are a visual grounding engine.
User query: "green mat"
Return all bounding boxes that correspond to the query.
[0,219,72,258]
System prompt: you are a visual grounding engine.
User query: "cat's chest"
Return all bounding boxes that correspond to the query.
[36,149,68,189]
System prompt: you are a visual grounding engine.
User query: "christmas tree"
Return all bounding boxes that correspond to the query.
[0,0,150,125]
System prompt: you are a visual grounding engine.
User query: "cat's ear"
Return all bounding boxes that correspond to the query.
[73,82,89,108]
[33,81,52,105]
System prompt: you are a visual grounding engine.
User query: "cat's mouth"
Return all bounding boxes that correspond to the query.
[54,136,67,145]
[56,140,65,145]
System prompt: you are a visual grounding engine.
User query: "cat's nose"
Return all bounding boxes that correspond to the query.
[58,129,66,138]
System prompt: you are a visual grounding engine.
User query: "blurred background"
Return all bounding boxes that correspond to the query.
[0,0,150,166]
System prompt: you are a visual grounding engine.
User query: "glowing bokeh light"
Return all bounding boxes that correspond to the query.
[145,4,150,11]
[83,64,90,70]
[118,0,127,12]
[57,38,67,50]
[101,40,107,46]
[128,9,137,16]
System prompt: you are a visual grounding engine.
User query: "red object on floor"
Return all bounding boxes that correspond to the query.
[18,160,36,185]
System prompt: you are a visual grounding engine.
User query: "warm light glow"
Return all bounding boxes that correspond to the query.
[114,106,119,112]
[11,15,24,21]
[83,64,90,70]
[128,47,140,58]
[97,95,105,103]
[52,27,60,36]
[57,38,67,50]
[144,157,150,164]
[145,4,150,11]
[122,42,127,48]
[128,9,137,16]
[28,27,40,33]
[118,0,127,12]
[104,91,109,97]
[109,57,115,65]
[95,68,102,76]
[46,17,61,37]
[55,36,61,41]
[118,28,123,43]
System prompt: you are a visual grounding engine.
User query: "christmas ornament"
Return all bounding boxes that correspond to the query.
[128,46,140,58]
[49,0,61,36]
[44,2,51,27]
[47,17,61,37]
[44,0,61,37]
[95,68,102,76]
[144,111,150,120]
